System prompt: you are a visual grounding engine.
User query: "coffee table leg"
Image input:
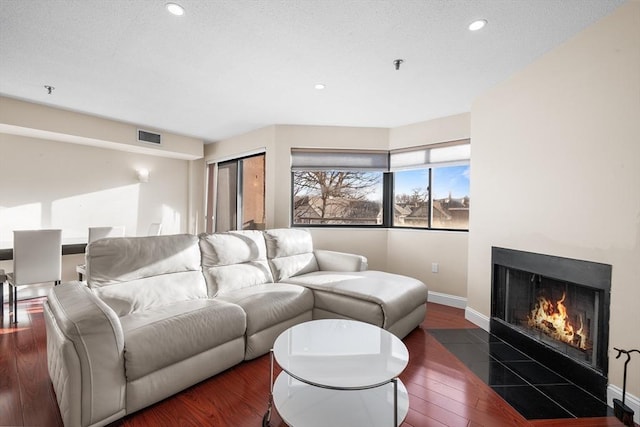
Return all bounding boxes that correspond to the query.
[263,349,274,427]
[393,378,398,426]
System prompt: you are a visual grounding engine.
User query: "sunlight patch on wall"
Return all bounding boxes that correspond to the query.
[162,204,181,235]
[0,202,42,244]
[52,185,140,239]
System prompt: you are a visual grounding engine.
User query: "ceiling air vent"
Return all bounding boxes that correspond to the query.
[137,129,162,145]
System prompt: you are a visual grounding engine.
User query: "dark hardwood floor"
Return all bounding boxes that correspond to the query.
[0,299,630,427]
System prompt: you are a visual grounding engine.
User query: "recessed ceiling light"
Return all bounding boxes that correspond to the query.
[468,19,487,31]
[314,84,326,90]
[166,3,185,16]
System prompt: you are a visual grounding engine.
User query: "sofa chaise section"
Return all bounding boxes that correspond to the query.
[282,270,428,338]
[264,228,429,339]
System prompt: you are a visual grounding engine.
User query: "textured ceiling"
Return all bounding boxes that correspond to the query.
[0,0,626,143]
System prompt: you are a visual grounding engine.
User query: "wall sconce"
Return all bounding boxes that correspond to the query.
[136,168,150,183]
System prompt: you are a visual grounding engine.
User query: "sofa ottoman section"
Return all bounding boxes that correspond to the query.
[121,299,246,412]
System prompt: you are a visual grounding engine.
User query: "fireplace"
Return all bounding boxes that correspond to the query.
[491,247,611,399]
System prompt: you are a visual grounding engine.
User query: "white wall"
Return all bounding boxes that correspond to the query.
[0,133,191,242]
[388,113,470,298]
[468,0,640,403]
[1,130,199,299]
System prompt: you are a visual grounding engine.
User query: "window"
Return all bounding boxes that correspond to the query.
[393,169,429,227]
[289,140,470,230]
[391,140,470,230]
[431,165,470,229]
[206,153,265,233]
[291,149,388,226]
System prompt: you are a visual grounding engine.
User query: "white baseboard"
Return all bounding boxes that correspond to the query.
[425,291,490,332]
[427,291,467,309]
[608,384,640,424]
[464,306,490,331]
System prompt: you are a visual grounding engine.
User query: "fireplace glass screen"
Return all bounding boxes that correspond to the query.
[495,266,601,369]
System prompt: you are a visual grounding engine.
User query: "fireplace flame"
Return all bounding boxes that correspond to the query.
[527,292,588,351]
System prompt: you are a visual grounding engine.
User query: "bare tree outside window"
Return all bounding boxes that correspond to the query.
[293,171,383,225]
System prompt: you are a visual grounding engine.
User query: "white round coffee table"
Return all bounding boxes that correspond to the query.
[263,319,410,427]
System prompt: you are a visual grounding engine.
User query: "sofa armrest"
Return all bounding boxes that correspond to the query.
[45,282,126,427]
[314,249,368,272]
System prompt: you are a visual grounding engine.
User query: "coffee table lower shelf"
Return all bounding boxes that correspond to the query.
[272,372,409,427]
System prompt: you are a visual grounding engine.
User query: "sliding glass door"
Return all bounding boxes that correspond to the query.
[206,153,265,233]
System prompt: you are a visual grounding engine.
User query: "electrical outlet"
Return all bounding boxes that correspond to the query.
[432,263,439,273]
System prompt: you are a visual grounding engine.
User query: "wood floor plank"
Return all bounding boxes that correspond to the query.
[530,418,627,427]
[1,299,633,427]
[0,328,23,426]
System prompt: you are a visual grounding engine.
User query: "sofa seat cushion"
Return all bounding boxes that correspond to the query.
[282,270,428,328]
[217,283,313,336]
[120,299,246,381]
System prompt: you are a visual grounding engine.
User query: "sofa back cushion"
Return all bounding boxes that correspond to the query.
[86,234,207,316]
[263,228,318,281]
[199,230,274,296]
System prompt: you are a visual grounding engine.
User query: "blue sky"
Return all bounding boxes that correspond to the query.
[395,165,470,199]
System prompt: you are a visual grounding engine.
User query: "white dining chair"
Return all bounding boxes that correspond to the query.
[5,229,62,323]
[76,226,125,280]
[147,222,163,236]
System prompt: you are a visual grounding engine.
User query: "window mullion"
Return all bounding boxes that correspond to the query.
[383,172,393,227]
[428,168,433,229]
[236,159,244,230]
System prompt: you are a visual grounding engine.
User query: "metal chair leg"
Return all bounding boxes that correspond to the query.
[10,283,18,324]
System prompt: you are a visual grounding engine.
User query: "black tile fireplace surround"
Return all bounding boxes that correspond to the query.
[490,247,612,401]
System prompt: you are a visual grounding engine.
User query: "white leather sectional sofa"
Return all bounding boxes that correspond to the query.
[44,228,428,427]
